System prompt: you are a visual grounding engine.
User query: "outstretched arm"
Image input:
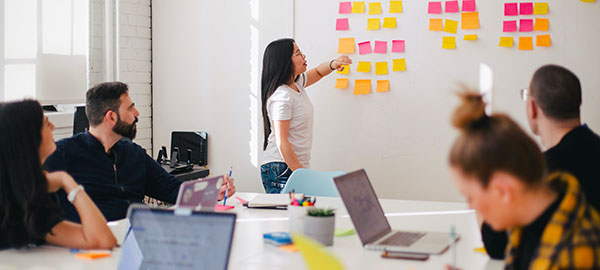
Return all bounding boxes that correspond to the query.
[305,55,352,87]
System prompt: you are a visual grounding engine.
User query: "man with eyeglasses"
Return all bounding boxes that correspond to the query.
[481,64,600,259]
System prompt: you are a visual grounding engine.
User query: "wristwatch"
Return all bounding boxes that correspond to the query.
[68,185,85,203]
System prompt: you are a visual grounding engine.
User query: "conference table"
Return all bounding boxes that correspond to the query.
[0,192,504,270]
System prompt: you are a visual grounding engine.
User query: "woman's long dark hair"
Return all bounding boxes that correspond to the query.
[261,38,295,150]
[0,100,61,248]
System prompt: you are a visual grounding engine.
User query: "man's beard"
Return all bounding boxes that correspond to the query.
[113,115,138,140]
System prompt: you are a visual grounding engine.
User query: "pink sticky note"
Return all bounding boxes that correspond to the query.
[428,2,442,14]
[339,2,352,14]
[520,2,533,15]
[505,3,518,16]
[374,41,387,53]
[462,0,476,12]
[336,18,349,30]
[445,1,459,13]
[215,205,234,211]
[392,40,405,53]
[519,19,533,32]
[358,41,372,55]
[503,20,517,32]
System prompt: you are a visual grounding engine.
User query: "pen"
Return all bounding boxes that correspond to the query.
[223,167,232,206]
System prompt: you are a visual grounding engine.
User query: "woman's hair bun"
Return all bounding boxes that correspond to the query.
[451,90,487,130]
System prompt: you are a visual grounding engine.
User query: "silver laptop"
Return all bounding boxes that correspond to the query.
[333,169,455,254]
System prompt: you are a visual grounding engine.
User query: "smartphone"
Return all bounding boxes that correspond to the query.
[381,250,429,261]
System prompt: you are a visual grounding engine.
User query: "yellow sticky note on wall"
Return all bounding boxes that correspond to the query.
[335,78,349,89]
[461,12,479,30]
[464,34,478,40]
[499,37,514,47]
[443,19,458,34]
[357,61,371,73]
[383,17,397,28]
[534,18,549,31]
[519,36,533,50]
[533,3,548,14]
[375,62,388,75]
[376,80,390,92]
[369,2,382,14]
[442,36,456,49]
[352,2,365,13]
[337,65,350,74]
[367,18,381,30]
[392,59,406,71]
[536,35,551,47]
[429,18,443,31]
[338,38,355,54]
[390,1,403,13]
[354,80,371,95]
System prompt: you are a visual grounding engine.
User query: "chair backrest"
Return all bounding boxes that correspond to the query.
[281,168,346,197]
[73,106,89,135]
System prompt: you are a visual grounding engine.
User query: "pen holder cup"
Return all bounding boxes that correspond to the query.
[303,215,335,246]
[288,205,313,234]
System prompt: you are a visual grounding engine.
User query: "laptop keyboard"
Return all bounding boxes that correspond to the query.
[379,232,426,247]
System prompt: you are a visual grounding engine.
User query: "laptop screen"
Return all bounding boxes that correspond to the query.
[118,206,236,270]
[334,169,391,245]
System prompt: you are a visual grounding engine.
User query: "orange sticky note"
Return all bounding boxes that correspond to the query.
[461,12,479,30]
[429,18,443,31]
[392,59,406,71]
[533,3,548,14]
[499,37,514,47]
[357,61,371,73]
[375,62,388,75]
[383,17,397,28]
[279,244,299,253]
[443,19,458,34]
[367,18,380,30]
[335,78,349,89]
[464,34,478,40]
[442,36,456,49]
[519,36,533,50]
[534,18,549,31]
[354,80,371,95]
[75,252,111,260]
[338,38,355,54]
[376,80,390,92]
[536,35,551,47]
[368,2,382,14]
[390,1,403,13]
[337,65,350,74]
[352,2,365,13]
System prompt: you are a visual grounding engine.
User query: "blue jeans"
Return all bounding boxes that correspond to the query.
[260,162,292,194]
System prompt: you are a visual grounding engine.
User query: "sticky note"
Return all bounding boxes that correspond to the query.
[374,41,387,53]
[358,41,372,55]
[352,2,365,13]
[292,233,344,270]
[337,65,350,74]
[581,0,596,2]
[383,17,397,28]
[464,34,477,40]
[75,252,111,260]
[335,78,349,89]
[503,20,517,32]
[338,38,355,54]
[443,19,458,34]
[357,61,371,73]
[279,244,299,253]
[473,247,487,254]
[429,18,443,31]
[375,62,388,75]
[520,19,534,32]
[376,80,390,92]
[461,12,479,29]
[499,37,514,47]
[390,1,403,13]
[536,35,551,47]
[369,2,382,14]
[353,80,371,95]
[462,0,476,12]
[392,40,405,53]
[519,36,533,50]
[393,59,406,71]
[334,228,355,237]
[428,2,442,14]
[339,2,352,14]
[442,36,456,49]
[505,3,518,16]
[534,18,549,31]
[520,2,533,15]
[336,18,349,31]
[215,204,234,211]
[534,3,548,14]
[367,18,380,30]
[446,1,459,13]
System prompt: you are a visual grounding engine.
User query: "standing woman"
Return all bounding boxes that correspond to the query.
[0,100,117,250]
[260,38,351,193]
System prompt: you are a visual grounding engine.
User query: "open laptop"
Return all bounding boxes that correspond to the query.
[333,169,455,254]
[118,205,236,270]
[174,175,223,211]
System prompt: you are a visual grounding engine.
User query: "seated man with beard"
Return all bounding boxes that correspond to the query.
[44,82,236,222]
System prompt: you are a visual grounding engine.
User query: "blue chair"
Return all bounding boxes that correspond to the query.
[280,169,346,197]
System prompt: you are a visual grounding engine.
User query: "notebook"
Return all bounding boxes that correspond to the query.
[244,193,304,209]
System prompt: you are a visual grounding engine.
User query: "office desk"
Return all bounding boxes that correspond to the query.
[163,164,210,181]
[0,193,503,270]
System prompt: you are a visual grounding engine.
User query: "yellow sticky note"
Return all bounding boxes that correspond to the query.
[461,12,479,30]
[353,80,371,95]
[335,78,349,89]
[369,2,382,15]
[390,1,403,13]
[376,80,390,92]
[536,35,551,47]
[534,3,548,14]
[429,18,443,31]
[473,247,487,254]
[383,17,397,28]
[534,18,549,31]
[519,36,533,50]
[337,65,350,74]
[464,34,478,40]
[375,62,388,75]
[292,233,344,270]
[443,19,458,34]
[392,59,406,71]
[357,61,371,73]
[352,2,365,13]
[581,0,596,2]
[338,38,355,54]
[367,18,380,30]
[499,37,514,47]
[442,36,456,49]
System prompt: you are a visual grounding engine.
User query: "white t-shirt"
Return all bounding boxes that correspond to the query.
[262,73,314,168]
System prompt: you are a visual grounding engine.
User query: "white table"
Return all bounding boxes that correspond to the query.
[0,193,504,270]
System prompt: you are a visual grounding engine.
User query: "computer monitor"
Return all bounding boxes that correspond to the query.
[171,131,207,166]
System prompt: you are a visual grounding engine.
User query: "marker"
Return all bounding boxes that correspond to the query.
[223,167,232,206]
